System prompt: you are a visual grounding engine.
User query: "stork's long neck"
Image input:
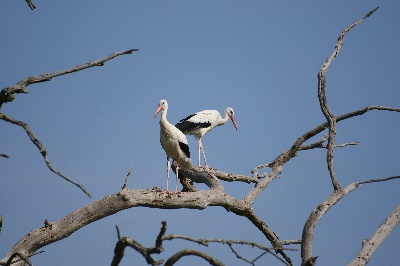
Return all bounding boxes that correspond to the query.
[160,108,172,129]
[220,111,230,125]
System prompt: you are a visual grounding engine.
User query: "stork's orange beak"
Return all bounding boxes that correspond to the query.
[153,105,163,118]
[230,116,238,130]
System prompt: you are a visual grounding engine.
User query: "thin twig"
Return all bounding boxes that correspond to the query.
[115,225,121,240]
[121,166,134,190]
[299,134,328,151]
[227,242,255,265]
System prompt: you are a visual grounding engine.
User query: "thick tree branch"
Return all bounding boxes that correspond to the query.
[1,185,294,266]
[0,49,138,108]
[0,112,91,197]
[301,176,400,265]
[177,166,224,191]
[348,204,400,266]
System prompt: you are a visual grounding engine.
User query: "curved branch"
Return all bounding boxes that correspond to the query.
[165,249,224,266]
[0,189,245,265]
[301,176,400,265]
[0,112,91,197]
[1,185,293,265]
[0,49,138,108]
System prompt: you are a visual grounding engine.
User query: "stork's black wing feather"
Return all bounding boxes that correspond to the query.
[178,141,190,159]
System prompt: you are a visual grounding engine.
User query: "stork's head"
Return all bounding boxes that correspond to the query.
[153,99,168,118]
[225,107,238,130]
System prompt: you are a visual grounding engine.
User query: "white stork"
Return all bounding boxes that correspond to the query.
[175,107,238,168]
[153,99,193,193]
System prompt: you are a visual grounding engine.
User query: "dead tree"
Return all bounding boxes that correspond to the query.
[1,6,398,266]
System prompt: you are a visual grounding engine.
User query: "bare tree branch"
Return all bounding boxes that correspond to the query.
[0,112,92,197]
[252,105,400,177]
[348,204,400,266]
[227,242,255,265]
[213,169,259,183]
[25,0,36,10]
[121,166,134,190]
[300,139,359,150]
[0,49,138,108]
[301,176,400,265]
[0,49,138,197]
[2,252,32,266]
[317,6,379,192]
[1,185,293,266]
[299,134,328,151]
[177,166,224,191]
[111,223,165,266]
[0,154,9,159]
[165,249,225,266]
[162,235,297,265]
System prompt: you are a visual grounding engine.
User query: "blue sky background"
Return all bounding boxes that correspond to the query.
[1,1,399,265]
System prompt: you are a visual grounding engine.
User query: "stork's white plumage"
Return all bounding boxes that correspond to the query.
[175,107,238,168]
[153,99,193,193]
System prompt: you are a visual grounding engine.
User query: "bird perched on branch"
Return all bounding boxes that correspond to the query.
[153,99,193,193]
[175,107,238,168]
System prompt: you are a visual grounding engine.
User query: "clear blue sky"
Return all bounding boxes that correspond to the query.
[1,1,399,265]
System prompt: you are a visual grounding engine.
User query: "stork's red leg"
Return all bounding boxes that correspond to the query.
[199,138,210,169]
[164,156,170,193]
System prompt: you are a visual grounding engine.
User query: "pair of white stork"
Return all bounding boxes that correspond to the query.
[153,99,238,193]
